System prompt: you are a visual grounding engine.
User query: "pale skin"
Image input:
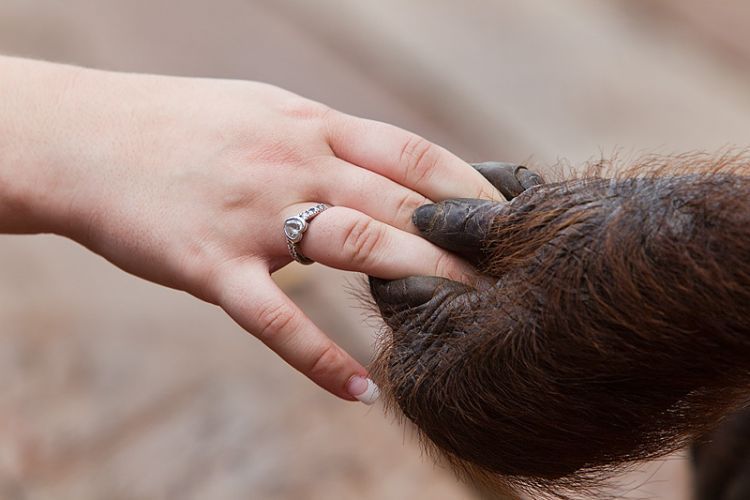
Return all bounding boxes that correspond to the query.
[0,56,502,402]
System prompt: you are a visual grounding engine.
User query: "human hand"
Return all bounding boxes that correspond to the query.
[17,62,503,402]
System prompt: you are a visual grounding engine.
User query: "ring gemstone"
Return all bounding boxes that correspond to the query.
[283,203,328,265]
[284,216,306,243]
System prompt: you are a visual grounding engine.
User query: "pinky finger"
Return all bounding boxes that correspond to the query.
[216,262,379,404]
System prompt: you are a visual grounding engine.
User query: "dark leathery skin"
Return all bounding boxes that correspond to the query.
[412,199,504,264]
[409,162,545,265]
[369,276,473,333]
[472,161,544,200]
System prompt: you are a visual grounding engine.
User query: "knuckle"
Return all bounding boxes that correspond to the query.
[307,343,344,380]
[341,217,385,267]
[395,194,429,228]
[211,258,258,308]
[254,137,305,166]
[400,135,438,185]
[254,300,297,343]
[195,256,238,305]
[281,97,330,120]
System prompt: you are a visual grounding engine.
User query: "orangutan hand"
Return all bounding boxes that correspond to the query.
[369,154,750,495]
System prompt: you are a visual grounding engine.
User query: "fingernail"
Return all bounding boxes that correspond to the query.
[346,375,380,405]
[412,204,438,232]
[472,162,525,199]
[516,167,544,188]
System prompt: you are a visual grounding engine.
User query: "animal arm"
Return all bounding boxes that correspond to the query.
[369,155,750,498]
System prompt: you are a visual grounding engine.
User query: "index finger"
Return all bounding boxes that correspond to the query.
[325,112,504,202]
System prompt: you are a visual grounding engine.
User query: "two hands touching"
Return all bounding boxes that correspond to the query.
[0,56,512,402]
[9,57,750,496]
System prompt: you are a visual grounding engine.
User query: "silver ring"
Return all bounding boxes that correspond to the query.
[283,203,329,265]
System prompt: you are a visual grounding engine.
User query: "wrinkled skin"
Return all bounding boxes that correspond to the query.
[369,158,750,496]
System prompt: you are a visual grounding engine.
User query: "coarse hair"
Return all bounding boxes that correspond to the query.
[369,151,750,499]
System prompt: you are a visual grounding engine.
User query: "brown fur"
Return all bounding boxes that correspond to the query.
[692,406,750,500]
[370,152,750,498]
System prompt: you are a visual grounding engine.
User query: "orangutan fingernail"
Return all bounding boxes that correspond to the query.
[413,203,438,232]
[346,375,380,405]
[517,167,544,189]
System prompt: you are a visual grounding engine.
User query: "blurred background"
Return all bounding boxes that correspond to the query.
[2,1,750,498]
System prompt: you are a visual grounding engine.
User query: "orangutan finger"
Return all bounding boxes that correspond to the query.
[369,276,471,309]
[515,166,545,190]
[471,162,544,200]
[369,275,473,332]
[411,199,503,264]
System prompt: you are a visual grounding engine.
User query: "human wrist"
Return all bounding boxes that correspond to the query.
[0,57,97,235]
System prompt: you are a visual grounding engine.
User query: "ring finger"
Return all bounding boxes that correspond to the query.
[282,203,479,283]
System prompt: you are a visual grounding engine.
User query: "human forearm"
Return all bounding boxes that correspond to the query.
[0,56,90,234]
